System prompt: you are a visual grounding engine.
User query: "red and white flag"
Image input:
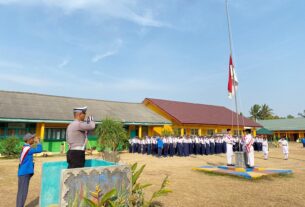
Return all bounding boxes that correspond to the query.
[228,55,238,99]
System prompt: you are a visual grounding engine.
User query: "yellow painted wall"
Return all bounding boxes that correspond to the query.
[150,123,257,137]
[143,100,179,123]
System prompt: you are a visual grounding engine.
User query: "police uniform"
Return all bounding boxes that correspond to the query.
[66,107,95,168]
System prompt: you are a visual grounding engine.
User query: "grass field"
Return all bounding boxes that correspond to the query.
[1,142,304,207]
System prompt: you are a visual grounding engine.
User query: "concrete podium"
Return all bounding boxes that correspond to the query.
[40,159,131,207]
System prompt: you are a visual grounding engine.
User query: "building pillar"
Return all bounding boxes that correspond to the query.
[139,125,142,138]
[181,128,184,136]
[36,123,41,136]
[198,128,202,136]
[253,129,256,137]
[299,132,302,138]
[40,123,45,140]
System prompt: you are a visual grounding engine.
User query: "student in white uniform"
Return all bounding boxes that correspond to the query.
[262,137,269,160]
[279,137,289,160]
[224,129,234,166]
[242,129,255,168]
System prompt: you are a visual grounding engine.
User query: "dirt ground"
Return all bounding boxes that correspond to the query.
[1,143,305,207]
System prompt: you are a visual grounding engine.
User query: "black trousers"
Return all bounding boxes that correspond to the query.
[16,174,32,207]
[67,150,85,169]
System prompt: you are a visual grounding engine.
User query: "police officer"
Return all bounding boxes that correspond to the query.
[66,106,95,168]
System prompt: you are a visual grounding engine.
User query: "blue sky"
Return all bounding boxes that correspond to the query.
[0,0,304,117]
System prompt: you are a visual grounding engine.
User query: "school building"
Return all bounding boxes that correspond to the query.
[0,91,170,152]
[0,91,261,152]
[258,118,305,141]
[143,98,261,137]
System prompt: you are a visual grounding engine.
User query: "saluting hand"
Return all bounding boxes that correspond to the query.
[35,137,41,144]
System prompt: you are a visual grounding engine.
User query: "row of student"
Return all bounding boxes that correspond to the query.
[128,136,246,157]
[129,130,289,164]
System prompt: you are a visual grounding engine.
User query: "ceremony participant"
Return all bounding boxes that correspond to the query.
[262,137,269,160]
[301,138,305,148]
[221,136,227,154]
[200,137,205,155]
[128,138,132,153]
[205,137,210,155]
[210,137,215,155]
[177,137,183,156]
[163,137,169,157]
[195,136,200,155]
[279,137,289,160]
[141,138,147,154]
[224,129,234,166]
[189,136,195,155]
[16,133,42,207]
[146,136,152,155]
[132,137,137,153]
[66,106,95,169]
[183,136,190,156]
[243,129,255,168]
[157,137,164,158]
[168,136,174,157]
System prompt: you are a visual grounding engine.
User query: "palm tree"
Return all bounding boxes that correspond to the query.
[259,104,273,120]
[298,110,305,118]
[250,104,261,121]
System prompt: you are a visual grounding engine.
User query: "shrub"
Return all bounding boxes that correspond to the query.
[0,137,22,158]
[95,117,128,151]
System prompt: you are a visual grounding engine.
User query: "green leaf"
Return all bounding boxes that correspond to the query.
[100,189,117,205]
[139,183,152,189]
[132,164,146,185]
[82,198,97,207]
[131,163,138,173]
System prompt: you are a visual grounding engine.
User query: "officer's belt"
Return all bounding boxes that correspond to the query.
[70,146,85,151]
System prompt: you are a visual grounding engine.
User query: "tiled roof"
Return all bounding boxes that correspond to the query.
[258,118,305,131]
[0,91,170,124]
[144,98,261,127]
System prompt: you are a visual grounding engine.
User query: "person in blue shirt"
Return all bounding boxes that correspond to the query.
[157,137,164,158]
[16,133,42,207]
[302,138,305,148]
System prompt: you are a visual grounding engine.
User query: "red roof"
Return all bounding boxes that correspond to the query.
[144,98,261,127]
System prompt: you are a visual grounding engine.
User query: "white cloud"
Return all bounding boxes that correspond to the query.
[58,58,70,68]
[0,0,169,27]
[92,38,123,63]
[92,50,117,63]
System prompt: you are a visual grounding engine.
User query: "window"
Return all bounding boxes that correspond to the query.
[173,128,181,136]
[191,129,199,135]
[207,129,214,136]
[0,128,5,137]
[45,128,67,140]
[234,130,242,136]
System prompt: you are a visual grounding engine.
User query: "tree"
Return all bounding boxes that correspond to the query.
[259,104,273,119]
[249,104,261,121]
[95,117,128,151]
[287,114,295,119]
[249,104,274,120]
[298,110,305,118]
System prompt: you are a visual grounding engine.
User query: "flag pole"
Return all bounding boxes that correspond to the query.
[225,0,240,138]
